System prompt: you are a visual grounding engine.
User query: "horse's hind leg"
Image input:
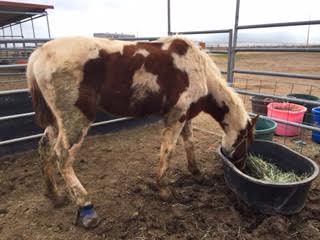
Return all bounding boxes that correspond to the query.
[53,112,99,228]
[38,126,66,206]
[180,120,204,183]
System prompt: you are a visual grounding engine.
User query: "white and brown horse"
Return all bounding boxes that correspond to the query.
[27,36,257,228]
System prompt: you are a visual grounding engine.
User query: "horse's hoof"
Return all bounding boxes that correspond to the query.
[75,204,100,229]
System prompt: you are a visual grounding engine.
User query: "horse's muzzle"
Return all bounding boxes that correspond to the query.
[221,147,247,170]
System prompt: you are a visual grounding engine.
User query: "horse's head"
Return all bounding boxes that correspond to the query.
[221,115,259,169]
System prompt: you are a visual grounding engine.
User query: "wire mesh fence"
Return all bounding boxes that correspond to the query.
[231,74,320,158]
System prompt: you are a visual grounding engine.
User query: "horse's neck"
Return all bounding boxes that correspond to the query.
[205,63,249,150]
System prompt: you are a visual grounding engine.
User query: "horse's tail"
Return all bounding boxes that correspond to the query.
[27,50,55,129]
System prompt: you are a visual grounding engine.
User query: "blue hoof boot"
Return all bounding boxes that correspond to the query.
[75,204,100,228]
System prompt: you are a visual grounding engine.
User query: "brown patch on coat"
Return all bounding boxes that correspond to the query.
[136,39,189,56]
[179,94,229,129]
[167,39,189,55]
[75,55,107,122]
[76,39,190,120]
[30,79,55,129]
[231,128,247,160]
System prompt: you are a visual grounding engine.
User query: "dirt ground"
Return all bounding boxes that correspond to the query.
[0,120,320,240]
[1,52,320,239]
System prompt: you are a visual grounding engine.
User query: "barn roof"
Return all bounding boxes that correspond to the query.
[0,1,54,27]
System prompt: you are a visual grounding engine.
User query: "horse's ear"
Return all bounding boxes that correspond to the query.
[250,114,259,127]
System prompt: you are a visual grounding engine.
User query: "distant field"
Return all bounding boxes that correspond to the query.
[1,52,319,94]
[212,52,320,95]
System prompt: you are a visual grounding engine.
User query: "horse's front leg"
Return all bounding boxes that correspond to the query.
[157,117,185,201]
[181,120,205,183]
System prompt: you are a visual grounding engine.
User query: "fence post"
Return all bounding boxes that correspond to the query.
[45,12,51,39]
[230,0,241,84]
[167,0,171,35]
[227,29,233,83]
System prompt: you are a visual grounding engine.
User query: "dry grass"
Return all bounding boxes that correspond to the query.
[245,154,309,183]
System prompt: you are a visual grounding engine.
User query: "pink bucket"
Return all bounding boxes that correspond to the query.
[267,102,307,136]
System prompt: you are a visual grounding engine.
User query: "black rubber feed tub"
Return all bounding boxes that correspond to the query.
[218,140,319,215]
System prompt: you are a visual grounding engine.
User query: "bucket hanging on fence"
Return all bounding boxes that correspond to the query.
[250,96,273,115]
[287,94,320,125]
[312,107,320,143]
[267,102,307,136]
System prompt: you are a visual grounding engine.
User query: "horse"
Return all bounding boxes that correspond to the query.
[27,36,257,228]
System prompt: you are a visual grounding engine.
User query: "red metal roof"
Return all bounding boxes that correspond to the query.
[0,1,54,27]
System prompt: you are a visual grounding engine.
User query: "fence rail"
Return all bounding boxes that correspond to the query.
[0,116,134,146]
[234,69,320,81]
[0,112,35,121]
[235,47,320,53]
[0,88,28,95]
[237,19,320,29]
[249,114,320,132]
[0,64,27,69]
[235,89,320,106]
[0,38,51,44]
[117,37,158,41]
[169,29,232,35]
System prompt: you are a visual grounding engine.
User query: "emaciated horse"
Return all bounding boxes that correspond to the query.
[27,36,257,228]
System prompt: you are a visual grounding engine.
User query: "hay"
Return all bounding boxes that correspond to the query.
[245,154,309,183]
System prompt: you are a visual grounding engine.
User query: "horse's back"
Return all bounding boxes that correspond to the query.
[27,36,216,122]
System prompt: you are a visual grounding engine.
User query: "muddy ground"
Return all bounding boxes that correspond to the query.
[0,52,320,239]
[1,119,320,240]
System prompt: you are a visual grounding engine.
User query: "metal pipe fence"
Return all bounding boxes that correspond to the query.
[234,69,320,81]
[0,38,50,44]
[236,47,320,53]
[231,0,320,82]
[0,64,27,69]
[228,0,320,149]
[169,29,232,35]
[250,114,320,133]
[235,89,320,107]
[0,47,35,51]
[116,37,158,41]
[0,13,47,30]
[237,19,320,29]
[0,117,133,146]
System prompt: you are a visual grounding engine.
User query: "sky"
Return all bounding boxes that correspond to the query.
[4,0,320,44]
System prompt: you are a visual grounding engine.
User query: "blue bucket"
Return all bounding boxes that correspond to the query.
[312,107,320,143]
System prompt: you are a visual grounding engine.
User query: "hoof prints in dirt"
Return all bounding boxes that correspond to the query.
[1,124,320,239]
[92,170,320,239]
[93,172,236,239]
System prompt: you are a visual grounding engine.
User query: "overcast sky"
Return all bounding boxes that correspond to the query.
[6,0,320,44]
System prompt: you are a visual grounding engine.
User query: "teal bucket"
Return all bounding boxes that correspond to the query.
[287,94,320,124]
[255,118,277,141]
